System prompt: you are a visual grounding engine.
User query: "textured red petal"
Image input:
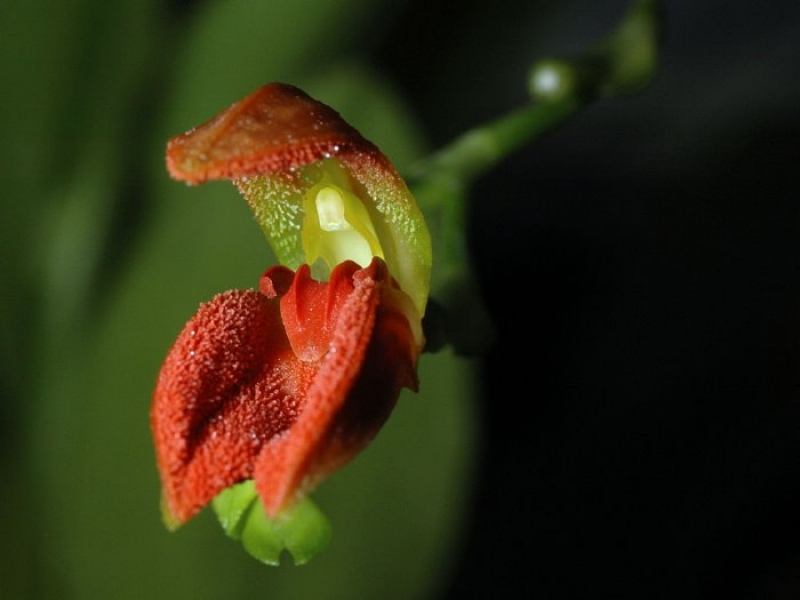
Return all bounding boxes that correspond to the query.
[254,258,419,517]
[151,288,312,526]
[279,261,363,362]
[151,258,420,525]
[166,83,384,185]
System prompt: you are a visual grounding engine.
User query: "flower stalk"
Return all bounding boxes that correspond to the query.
[411,0,662,355]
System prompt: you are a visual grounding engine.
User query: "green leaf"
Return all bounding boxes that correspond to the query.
[213,481,333,566]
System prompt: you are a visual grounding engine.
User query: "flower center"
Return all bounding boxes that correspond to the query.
[315,186,349,232]
[302,175,384,276]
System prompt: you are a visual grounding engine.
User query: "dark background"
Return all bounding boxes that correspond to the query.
[377,0,800,598]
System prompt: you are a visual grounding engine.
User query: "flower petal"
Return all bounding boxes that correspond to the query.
[166,83,376,185]
[151,258,420,526]
[255,258,420,516]
[151,288,310,527]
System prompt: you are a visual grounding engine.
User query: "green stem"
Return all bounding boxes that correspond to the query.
[411,0,662,356]
[410,96,584,193]
[410,98,586,355]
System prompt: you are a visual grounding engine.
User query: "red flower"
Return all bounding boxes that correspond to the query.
[151,83,431,531]
[152,257,421,526]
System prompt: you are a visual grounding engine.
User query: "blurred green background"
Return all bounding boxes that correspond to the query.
[1,0,481,598]
[5,0,800,598]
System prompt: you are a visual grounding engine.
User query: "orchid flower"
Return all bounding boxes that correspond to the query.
[151,84,432,549]
[150,3,661,565]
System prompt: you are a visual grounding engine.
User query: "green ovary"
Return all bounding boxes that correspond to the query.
[302,177,384,273]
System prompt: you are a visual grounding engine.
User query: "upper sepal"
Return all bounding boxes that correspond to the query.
[166,83,374,185]
[165,83,432,319]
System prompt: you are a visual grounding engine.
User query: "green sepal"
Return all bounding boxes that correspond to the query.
[212,480,332,566]
[236,155,432,319]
